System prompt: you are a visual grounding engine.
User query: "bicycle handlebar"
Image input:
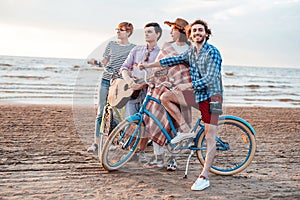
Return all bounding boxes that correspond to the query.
[141,69,175,91]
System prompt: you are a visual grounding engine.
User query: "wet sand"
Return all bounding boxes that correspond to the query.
[0,104,299,199]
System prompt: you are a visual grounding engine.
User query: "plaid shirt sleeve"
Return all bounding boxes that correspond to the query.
[159,50,189,67]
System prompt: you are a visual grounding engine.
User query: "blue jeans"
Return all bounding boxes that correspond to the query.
[125,88,147,117]
[95,79,110,138]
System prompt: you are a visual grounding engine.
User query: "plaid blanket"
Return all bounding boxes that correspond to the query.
[144,42,193,146]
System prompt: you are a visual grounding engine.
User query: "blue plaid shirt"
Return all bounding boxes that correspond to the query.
[159,42,223,103]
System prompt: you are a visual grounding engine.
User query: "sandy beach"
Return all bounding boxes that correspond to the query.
[0,104,299,199]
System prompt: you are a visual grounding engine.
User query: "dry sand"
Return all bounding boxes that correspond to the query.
[0,104,299,199]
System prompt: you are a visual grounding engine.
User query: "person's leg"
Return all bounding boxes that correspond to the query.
[200,123,217,178]
[191,96,221,190]
[125,97,148,162]
[160,90,190,132]
[160,90,191,170]
[136,90,150,161]
[153,142,164,158]
[143,142,165,168]
[191,123,217,191]
[95,80,110,139]
[88,79,109,152]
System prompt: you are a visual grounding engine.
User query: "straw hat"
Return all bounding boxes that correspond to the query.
[164,18,189,31]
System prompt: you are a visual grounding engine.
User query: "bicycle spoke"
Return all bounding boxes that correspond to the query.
[197,117,256,175]
[101,120,143,170]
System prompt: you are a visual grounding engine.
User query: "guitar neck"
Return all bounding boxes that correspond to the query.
[134,73,155,84]
[132,68,167,84]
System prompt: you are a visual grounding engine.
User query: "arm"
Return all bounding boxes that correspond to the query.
[138,54,187,70]
[120,47,135,85]
[119,47,145,90]
[87,41,111,67]
[138,61,161,70]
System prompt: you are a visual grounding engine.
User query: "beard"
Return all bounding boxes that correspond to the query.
[192,34,205,44]
[196,38,205,44]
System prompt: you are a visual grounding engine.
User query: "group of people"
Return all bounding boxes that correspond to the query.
[87,18,223,191]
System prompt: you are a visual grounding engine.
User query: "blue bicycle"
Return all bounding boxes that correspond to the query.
[101,70,256,176]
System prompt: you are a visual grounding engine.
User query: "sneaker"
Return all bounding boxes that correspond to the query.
[143,156,164,169]
[138,151,148,163]
[166,158,177,171]
[87,143,98,153]
[171,131,196,144]
[191,176,210,191]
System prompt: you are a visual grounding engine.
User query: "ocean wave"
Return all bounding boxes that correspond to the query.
[2,75,49,79]
[0,63,12,67]
[225,84,293,89]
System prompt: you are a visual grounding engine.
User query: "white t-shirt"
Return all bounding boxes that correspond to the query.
[171,42,189,54]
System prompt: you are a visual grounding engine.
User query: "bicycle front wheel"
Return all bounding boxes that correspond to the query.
[196,116,256,175]
[101,119,143,171]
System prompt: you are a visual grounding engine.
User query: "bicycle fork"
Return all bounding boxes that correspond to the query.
[184,150,194,178]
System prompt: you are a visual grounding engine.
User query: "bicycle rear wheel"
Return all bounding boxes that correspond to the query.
[196,116,256,175]
[101,119,143,171]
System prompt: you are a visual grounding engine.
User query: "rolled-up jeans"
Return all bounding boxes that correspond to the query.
[95,79,110,138]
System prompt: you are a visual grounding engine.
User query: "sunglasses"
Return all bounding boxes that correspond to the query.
[115,28,127,32]
[144,51,150,62]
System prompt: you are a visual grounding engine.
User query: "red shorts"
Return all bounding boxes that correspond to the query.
[183,91,222,125]
[198,94,223,125]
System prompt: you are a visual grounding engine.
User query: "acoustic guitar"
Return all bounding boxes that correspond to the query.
[108,68,168,108]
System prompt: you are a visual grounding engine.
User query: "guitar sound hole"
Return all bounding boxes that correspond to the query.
[124,84,129,91]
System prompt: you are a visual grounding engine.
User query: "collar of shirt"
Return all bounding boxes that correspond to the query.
[134,44,160,64]
[192,42,210,57]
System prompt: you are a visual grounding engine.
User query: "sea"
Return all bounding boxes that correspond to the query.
[0,55,299,108]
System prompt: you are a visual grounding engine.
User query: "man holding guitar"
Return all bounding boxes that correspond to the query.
[87,22,136,153]
[119,22,162,163]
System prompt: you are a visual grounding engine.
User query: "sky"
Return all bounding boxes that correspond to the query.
[0,0,299,68]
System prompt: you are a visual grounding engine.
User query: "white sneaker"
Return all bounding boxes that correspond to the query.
[171,131,196,144]
[191,177,210,191]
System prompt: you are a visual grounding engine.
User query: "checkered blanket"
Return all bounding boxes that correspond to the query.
[144,42,193,146]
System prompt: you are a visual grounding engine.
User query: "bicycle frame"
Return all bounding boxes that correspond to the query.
[125,89,200,148]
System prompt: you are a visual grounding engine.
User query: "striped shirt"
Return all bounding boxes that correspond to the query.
[102,41,136,80]
[159,42,223,103]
